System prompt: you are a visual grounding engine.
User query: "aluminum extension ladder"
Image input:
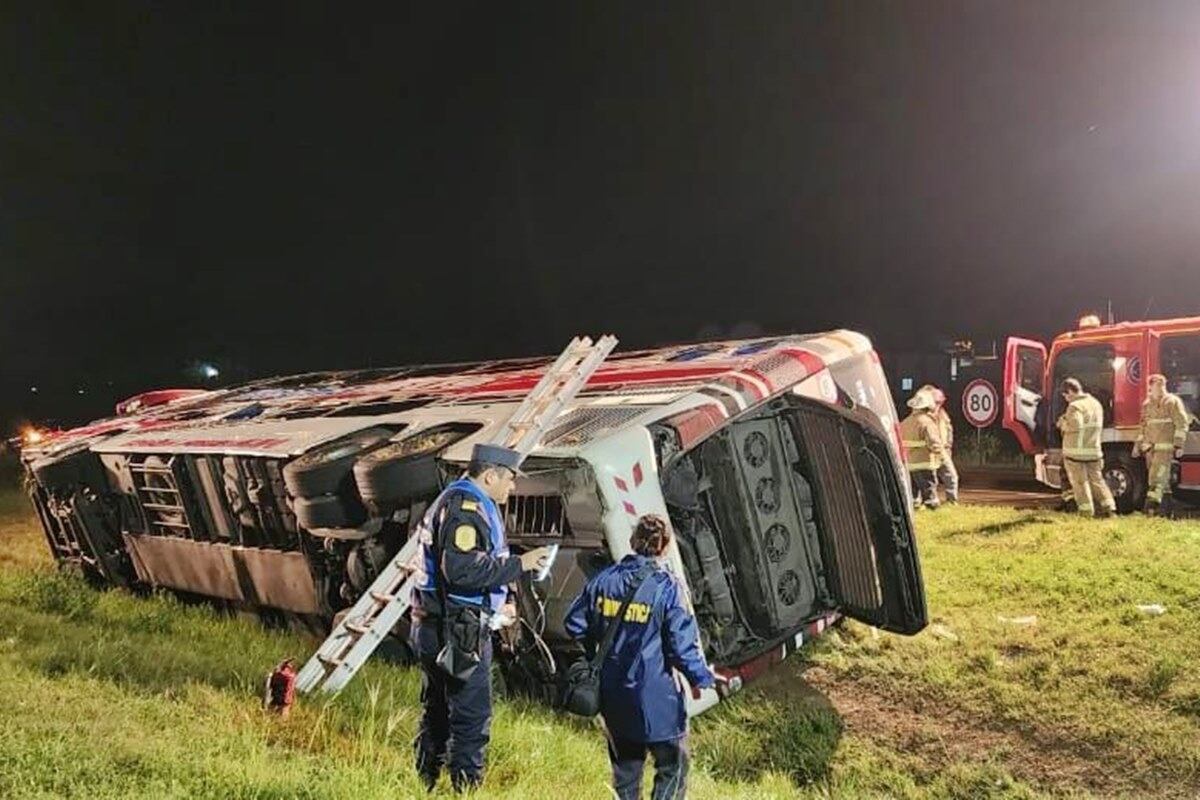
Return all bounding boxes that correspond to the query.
[296,334,618,695]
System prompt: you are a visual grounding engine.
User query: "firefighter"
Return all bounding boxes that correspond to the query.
[1133,373,1190,516]
[920,384,959,504]
[564,514,718,800]
[900,390,944,509]
[1057,378,1116,518]
[410,443,551,792]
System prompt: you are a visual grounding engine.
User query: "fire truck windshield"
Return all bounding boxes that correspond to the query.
[1160,333,1200,419]
[1049,343,1115,445]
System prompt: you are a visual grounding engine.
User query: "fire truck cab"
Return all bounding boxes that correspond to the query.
[1003,315,1200,512]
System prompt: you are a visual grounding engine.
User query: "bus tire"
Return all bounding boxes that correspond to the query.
[282,428,394,499]
[293,494,367,530]
[354,426,478,512]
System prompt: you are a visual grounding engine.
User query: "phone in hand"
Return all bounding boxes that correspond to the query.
[536,543,560,582]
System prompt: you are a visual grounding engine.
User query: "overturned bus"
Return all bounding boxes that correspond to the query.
[20,331,926,712]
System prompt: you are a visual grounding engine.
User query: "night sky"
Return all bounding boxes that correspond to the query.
[4,3,1200,425]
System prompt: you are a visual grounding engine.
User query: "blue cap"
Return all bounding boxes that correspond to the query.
[470,443,523,473]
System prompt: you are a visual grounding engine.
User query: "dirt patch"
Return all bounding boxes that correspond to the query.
[999,644,1033,663]
[801,666,1190,799]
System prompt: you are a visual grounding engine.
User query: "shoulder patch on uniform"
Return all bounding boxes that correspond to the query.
[460,500,478,512]
[454,524,477,551]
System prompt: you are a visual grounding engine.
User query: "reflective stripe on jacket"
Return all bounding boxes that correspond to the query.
[899,410,943,471]
[414,479,514,614]
[1058,393,1104,461]
[1135,393,1190,452]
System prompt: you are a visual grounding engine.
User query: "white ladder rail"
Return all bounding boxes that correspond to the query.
[489,336,591,448]
[491,334,617,453]
[296,334,618,695]
[510,335,616,454]
[294,534,421,693]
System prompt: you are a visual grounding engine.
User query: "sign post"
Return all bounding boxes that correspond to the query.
[961,378,999,460]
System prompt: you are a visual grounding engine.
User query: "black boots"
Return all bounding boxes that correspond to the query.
[1145,497,1175,518]
[1161,496,1176,520]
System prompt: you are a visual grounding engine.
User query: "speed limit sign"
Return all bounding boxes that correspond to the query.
[962,379,998,428]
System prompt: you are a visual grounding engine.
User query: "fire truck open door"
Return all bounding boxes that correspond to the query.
[1003,337,1047,454]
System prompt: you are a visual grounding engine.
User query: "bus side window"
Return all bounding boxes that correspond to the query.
[1159,334,1200,421]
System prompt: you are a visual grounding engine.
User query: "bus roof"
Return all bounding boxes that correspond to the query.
[28,331,876,460]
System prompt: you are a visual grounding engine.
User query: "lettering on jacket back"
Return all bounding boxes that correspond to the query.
[595,595,652,623]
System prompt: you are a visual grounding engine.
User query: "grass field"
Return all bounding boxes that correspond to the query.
[1,480,1198,799]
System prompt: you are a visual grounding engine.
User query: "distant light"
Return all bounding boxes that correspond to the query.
[901,377,914,391]
[77,388,85,395]
[29,386,37,393]
[201,363,220,379]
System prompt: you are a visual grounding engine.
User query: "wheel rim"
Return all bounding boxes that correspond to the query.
[1105,467,1130,498]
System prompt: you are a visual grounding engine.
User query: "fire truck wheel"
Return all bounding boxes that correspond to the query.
[293,493,368,530]
[283,427,395,498]
[1103,451,1145,514]
[354,426,476,511]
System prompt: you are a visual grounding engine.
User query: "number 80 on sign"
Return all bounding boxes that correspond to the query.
[961,379,998,428]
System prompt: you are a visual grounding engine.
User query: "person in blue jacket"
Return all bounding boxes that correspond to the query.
[564,514,719,800]
[409,443,551,792]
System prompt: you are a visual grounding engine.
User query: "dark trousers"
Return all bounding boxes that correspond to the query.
[411,620,492,792]
[910,469,939,508]
[607,735,689,800]
[935,456,959,502]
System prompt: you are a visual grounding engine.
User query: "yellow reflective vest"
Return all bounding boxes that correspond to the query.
[1135,392,1190,452]
[1057,392,1104,462]
[900,410,944,472]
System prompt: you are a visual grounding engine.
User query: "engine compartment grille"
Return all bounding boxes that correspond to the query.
[503,494,571,540]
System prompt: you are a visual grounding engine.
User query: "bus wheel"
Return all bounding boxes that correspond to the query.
[1103,452,1145,514]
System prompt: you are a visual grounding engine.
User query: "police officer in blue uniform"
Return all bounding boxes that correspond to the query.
[565,514,719,800]
[410,443,550,792]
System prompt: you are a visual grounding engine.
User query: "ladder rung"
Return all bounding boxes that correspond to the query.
[317,654,343,668]
[370,591,397,604]
[133,462,177,474]
[140,502,186,512]
[344,620,371,635]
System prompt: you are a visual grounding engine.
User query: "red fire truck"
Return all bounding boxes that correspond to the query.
[1003,315,1200,512]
